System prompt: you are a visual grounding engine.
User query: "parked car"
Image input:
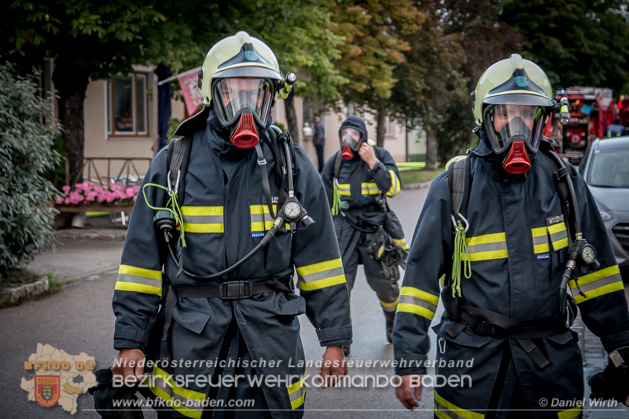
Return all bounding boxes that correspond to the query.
[579,137,629,278]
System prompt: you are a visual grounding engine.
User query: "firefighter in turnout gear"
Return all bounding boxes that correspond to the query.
[394,54,629,417]
[321,115,406,356]
[110,32,351,418]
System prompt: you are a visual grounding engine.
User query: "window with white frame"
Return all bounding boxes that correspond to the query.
[106,73,148,136]
[385,115,396,137]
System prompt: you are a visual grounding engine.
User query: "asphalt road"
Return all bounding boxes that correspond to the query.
[1,184,627,418]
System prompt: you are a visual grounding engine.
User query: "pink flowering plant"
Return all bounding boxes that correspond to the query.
[55,181,139,206]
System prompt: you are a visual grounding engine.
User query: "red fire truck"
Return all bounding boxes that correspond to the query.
[545,86,616,163]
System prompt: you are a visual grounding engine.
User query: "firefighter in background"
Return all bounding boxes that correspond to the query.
[394,54,629,417]
[321,115,406,356]
[110,32,351,418]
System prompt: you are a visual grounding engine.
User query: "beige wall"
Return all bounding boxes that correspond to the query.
[82,67,158,179]
[82,77,408,179]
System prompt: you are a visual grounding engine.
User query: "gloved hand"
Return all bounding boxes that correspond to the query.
[589,347,629,406]
[381,253,400,280]
[88,368,143,419]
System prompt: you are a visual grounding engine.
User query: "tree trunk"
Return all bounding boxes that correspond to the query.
[284,93,299,144]
[376,106,386,148]
[425,126,438,169]
[53,59,90,187]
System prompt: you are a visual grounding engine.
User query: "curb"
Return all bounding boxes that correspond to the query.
[402,180,434,190]
[54,229,127,241]
[0,276,49,306]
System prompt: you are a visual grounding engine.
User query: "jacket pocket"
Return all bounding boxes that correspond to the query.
[274,292,306,320]
[172,301,212,334]
[546,329,578,346]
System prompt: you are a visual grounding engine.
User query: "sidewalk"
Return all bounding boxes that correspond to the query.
[23,215,126,284]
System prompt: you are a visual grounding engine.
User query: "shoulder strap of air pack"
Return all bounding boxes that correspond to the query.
[166,136,192,207]
[541,147,574,243]
[448,156,472,219]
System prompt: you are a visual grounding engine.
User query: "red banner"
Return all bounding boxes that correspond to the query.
[177,67,203,116]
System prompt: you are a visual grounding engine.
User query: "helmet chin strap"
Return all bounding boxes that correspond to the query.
[230,113,259,149]
[502,141,531,175]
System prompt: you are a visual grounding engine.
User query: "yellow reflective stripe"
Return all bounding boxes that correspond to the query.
[183,223,224,233]
[338,183,351,196]
[250,204,278,215]
[400,286,439,305]
[118,265,162,280]
[569,265,624,304]
[434,391,485,419]
[394,238,409,249]
[115,282,162,296]
[381,297,399,312]
[557,405,582,419]
[144,366,206,418]
[181,206,224,233]
[386,170,400,196]
[464,233,508,261]
[532,227,549,254]
[115,265,162,296]
[467,232,506,245]
[181,206,223,216]
[297,258,346,291]
[397,286,439,320]
[548,222,569,250]
[361,182,380,195]
[299,275,346,291]
[287,375,306,409]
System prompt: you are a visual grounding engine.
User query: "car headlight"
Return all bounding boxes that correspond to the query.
[600,211,612,221]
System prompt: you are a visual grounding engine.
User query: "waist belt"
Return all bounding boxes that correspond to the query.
[444,302,568,369]
[158,280,287,362]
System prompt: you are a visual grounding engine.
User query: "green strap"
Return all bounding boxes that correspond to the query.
[451,220,471,298]
[331,179,341,216]
[142,182,187,248]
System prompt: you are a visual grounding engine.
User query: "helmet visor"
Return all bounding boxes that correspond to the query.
[484,104,546,153]
[212,77,274,127]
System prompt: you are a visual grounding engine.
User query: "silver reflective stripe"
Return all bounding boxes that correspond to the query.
[116,274,161,288]
[289,386,305,402]
[153,378,203,413]
[435,400,467,419]
[532,235,548,246]
[398,295,437,314]
[573,273,623,294]
[549,229,567,242]
[301,267,345,283]
[466,241,507,254]
[183,215,223,224]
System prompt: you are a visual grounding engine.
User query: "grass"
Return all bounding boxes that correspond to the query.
[400,167,444,186]
[0,269,63,308]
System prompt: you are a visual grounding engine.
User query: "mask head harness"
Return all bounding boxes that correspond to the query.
[338,115,368,160]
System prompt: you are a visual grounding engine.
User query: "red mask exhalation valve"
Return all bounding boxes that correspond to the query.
[230,113,259,149]
[342,145,354,160]
[502,141,531,175]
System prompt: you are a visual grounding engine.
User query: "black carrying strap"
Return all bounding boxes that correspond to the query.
[448,157,472,218]
[254,143,276,218]
[166,136,192,207]
[542,150,574,246]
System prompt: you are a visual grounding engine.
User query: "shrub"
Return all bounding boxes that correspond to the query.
[0,63,61,279]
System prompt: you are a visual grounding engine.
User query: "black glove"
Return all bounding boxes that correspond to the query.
[88,368,143,419]
[380,253,400,280]
[589,347,629,406]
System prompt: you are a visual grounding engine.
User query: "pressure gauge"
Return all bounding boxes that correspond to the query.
[282,201,302,221]
[580,244,596,264]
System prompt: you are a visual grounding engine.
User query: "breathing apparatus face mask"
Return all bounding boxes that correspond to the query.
[212,77,274,148]
[339,127,365,160]
[483,103,546,175]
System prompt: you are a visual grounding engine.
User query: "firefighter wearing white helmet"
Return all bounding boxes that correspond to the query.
[109,31,351,418]
[394,54,629,416]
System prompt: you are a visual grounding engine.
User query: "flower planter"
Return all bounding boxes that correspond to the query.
[56,203,135,213]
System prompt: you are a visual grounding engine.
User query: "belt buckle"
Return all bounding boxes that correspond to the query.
[220,281,252,300]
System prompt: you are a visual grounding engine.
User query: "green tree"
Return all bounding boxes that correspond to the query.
[0,63,61,278]
[436,0,525,163]
[331,0,422,147]
[500,0,629,93]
